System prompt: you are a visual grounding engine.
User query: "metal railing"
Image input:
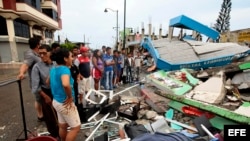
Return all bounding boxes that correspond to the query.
[0,79,29,140]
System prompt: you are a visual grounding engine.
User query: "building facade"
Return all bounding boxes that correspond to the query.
[0,0,62,63]
[220,28,250,46]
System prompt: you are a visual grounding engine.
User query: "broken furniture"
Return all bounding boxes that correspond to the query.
[118,102,140,120]
[81,81,147,140]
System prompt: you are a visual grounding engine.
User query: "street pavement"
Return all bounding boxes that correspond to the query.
[0,76,143,141]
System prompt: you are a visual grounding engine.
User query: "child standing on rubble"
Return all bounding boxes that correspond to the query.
[125,53,135,83]
[134,51,143,81]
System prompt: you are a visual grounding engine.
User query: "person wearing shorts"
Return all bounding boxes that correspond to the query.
[92,49,104,90]
[50,48,80,141]
[75,46,91,103]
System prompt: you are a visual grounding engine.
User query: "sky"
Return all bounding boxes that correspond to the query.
[55,0,250,49]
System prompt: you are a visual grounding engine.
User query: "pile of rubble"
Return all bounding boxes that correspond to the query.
[74,80,225,141]
[36,62,250,141]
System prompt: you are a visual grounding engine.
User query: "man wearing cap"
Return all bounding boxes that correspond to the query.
[75,46,91,104]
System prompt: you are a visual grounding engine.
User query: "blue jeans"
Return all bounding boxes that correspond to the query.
[105,71,113,90]
[101,72,106,87]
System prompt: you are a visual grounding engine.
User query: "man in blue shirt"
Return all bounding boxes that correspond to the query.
[103,47,115,90]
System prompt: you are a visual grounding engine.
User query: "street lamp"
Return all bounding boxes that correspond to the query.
[104,8,119,50]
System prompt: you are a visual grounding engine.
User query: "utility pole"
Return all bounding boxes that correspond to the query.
[123,0,126,49]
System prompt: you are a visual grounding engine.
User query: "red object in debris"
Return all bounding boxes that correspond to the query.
[27,136,57,141]
[182,106,215,119]
[180,72,187,82]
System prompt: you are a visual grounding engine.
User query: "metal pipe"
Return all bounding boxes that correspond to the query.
[116,10,119,50]
[113,84,139,96]
[0,78,18,87]
[18,80,28,139]
[165,118,198,132]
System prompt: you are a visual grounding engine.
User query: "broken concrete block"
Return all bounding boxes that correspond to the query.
[190,71,226,104]
[135,119,150,125]
[197,71,209,78]
[225,79,232,85]
[151,118,174,133]
[121,95,139,103]
[232,71,250,89]
[226,95,239,102]
[145,111,158,120]
[234,102,250,117]
[137,109,148,119]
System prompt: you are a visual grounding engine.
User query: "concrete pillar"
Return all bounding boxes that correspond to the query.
[141,22,145,40]
[28,21,36,38]
[6,18,19,62]
[192,30,197,39]
[148,23,152,39]
[168,27,174,40]
[159,24,162,39]
[179,28,183,39]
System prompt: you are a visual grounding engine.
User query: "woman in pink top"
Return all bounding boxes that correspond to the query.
[92,49,104,90]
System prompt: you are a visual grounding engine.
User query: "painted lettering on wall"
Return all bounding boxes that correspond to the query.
[179,56,232,69]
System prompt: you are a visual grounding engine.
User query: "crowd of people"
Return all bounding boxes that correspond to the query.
[17,37,155,141]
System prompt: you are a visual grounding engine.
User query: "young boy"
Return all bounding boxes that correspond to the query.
[124,53,134,83]
[134,51,143,81]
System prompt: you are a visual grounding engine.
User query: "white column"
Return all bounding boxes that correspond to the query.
[51,30,56,43]
[28,21,36,38]
[42,26,47,43]
[6,18,19,62]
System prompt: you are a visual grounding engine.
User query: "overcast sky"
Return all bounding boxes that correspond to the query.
[55,0,250,49]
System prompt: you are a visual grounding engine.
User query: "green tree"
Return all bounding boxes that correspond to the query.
[60,42,76,51]
[214,0,232,33]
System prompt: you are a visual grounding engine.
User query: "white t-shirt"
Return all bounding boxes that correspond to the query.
[134,56,142,67]
[128,58,132,66]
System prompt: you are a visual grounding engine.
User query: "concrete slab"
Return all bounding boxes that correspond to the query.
[234,102,250,117]
[190,71,226,104]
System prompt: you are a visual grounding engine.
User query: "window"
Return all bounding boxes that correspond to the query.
[45,30,53,38]
[42,8,58,21]
[0,16,8,35]
[14,19,30,38]
[31,0,37,8]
